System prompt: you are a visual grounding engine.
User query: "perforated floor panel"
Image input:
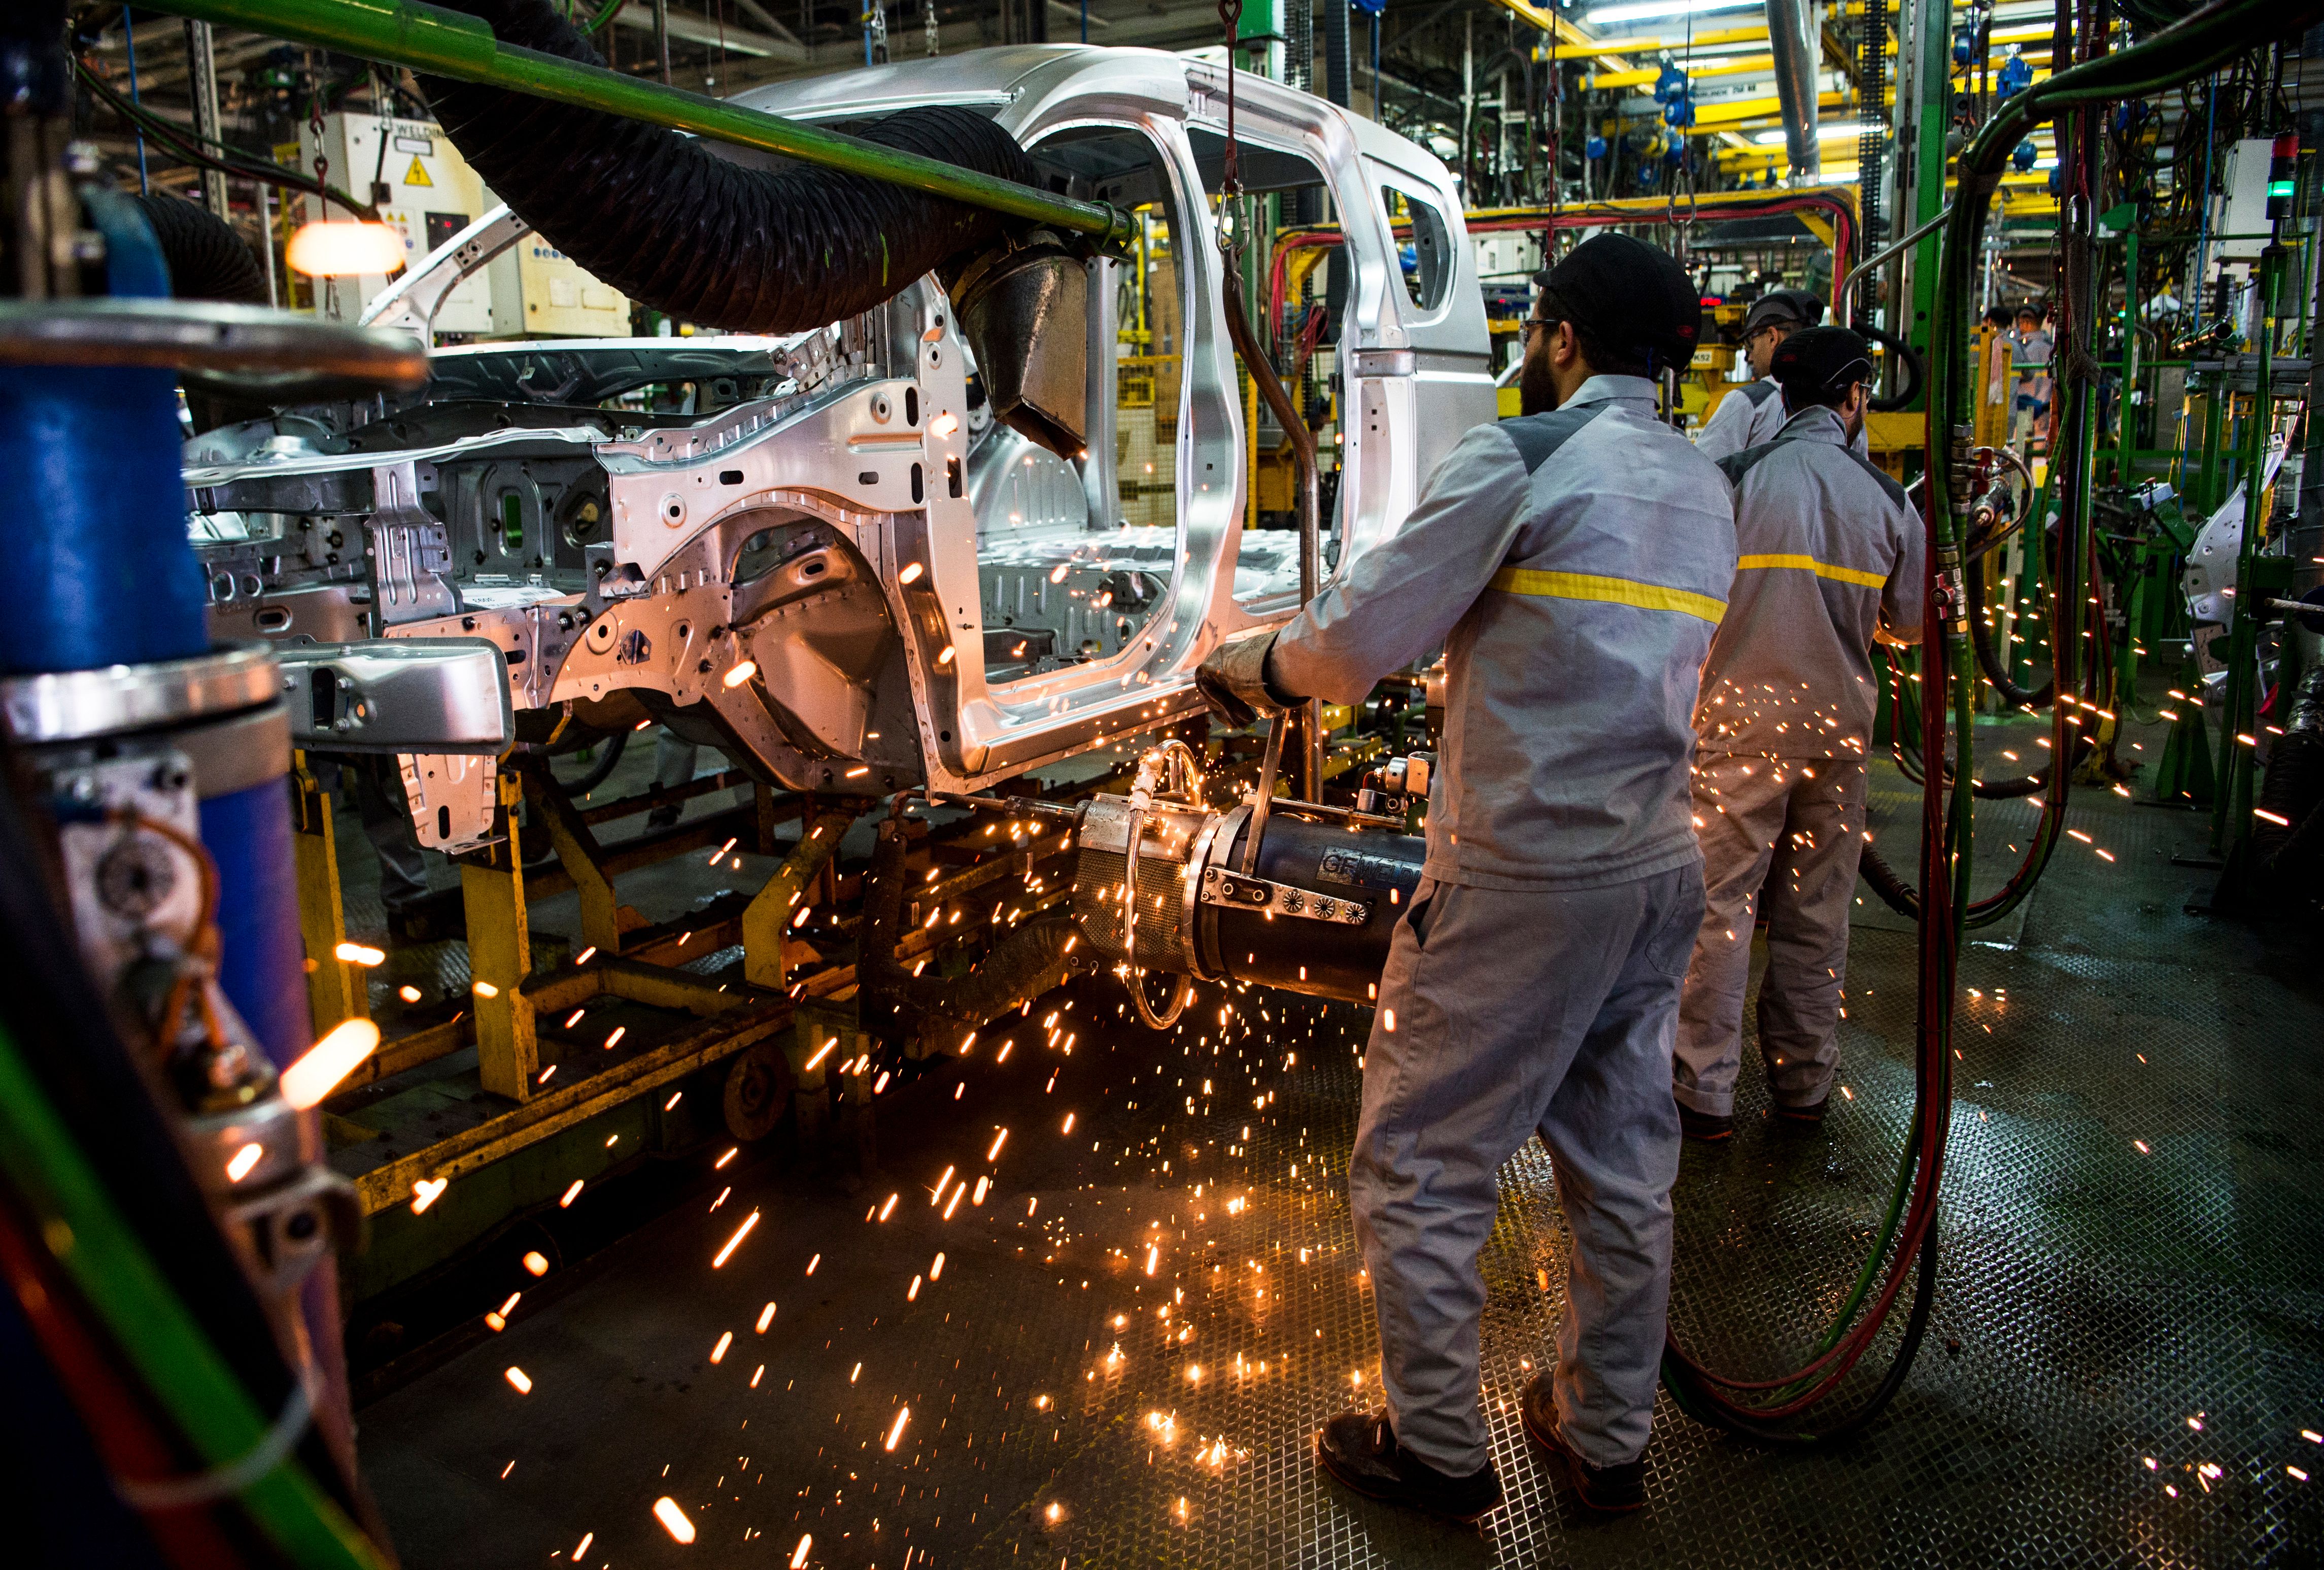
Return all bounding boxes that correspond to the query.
[356,716,2324,1569]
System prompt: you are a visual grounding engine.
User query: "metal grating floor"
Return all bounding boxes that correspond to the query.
[355,716,2324,1568]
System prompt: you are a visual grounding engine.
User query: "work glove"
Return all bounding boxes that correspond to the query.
[1195,629,1291,728]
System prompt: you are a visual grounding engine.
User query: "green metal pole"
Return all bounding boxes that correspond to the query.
[0,1023,390,1570]
[1902,0,1949,394]
[2210,241,2285,854]
[129,0,1134,248]
[2117,227,2139,483]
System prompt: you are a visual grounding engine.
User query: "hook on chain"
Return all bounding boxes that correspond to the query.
[1216,0,1250,259]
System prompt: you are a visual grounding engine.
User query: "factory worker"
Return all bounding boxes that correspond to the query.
[1672,326,1924,1140]
[1197,233,1733,1519]
[1693,287,1824,461]
[2010,302,2055,447]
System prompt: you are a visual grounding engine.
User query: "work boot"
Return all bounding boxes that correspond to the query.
[1773,1096,1829,1125]
[1315,1409,1500,1523]
[645,802,682,831]
[1518,1375,1648,1514]
[1677,1102,1732,1143]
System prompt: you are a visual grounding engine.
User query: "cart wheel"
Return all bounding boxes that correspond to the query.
[723,1040,796,1142]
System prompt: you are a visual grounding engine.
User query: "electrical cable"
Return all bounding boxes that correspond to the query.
[553,726,629,795]
[74,60,382,221]
[1662,0,2305,1444]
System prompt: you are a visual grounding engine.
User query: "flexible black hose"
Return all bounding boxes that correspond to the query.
[1965,540,2055,709]
[1858,844,1918,918]
[418,0,1045,334]
[132,194,267,304]
[1663,1225,1938,1446]
[857,816,1089,1055]
[554,727,629,796]
[1862,323,1923,414]
[2246,664,2324,893]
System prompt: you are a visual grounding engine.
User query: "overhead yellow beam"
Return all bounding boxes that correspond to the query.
[1589,41,2057,87]
[1591,52,1774,89]
[1571,21,1771,55]
[1673,87,1853,128]
[1483,0,1595,51]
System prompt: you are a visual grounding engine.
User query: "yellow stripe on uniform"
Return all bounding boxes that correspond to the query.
[1735,553,1887,589]
[1489,567,1725,625]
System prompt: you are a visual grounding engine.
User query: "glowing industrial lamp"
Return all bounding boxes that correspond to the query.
[285,220,406,278]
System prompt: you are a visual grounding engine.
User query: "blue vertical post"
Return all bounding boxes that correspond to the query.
[0,256,312,1072]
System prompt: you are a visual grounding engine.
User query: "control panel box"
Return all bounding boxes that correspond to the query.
[485,233,631,338]
[297,114,493,333]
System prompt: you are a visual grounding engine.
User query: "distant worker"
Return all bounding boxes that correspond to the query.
[1672,326,1924,1140]
[2009,301,2054,448]
[1199,234,1733,1519]
[1693,288,1825,461]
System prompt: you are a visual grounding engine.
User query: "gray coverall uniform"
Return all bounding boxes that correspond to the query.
[1672,404,1923,1118]
[1269,374,1736,1474]
[1693,376,1788,461]
[1698,375,1871,462]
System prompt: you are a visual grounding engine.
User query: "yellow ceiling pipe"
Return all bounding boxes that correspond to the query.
[1590,41,2059,85]
[1671,87,1853,128]
[1590,52,1776,89]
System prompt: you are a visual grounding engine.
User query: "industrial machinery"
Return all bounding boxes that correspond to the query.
[11,0,2324,1564]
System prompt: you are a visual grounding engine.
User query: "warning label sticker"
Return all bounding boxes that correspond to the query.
[401,156,433,188]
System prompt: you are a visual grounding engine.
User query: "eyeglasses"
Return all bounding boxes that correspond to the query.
[1521,316,1564,344]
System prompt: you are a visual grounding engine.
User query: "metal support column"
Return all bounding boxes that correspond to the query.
[742,809,856,992]
[292,758,368,1034]
[183,19,230,221]
[522,762,639,959]
[460,771,536,1101]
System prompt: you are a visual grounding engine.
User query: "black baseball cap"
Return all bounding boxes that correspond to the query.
[1769,325,1874,398]
[1531,234,1702,367]
[1741,288,1825,336]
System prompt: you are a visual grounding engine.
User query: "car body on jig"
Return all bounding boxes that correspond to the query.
[184,46,1494,852]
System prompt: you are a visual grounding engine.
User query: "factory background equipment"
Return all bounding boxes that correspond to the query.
[5,0,2324,1563]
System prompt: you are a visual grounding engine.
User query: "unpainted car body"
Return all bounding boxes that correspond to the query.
[185,46,1494,850]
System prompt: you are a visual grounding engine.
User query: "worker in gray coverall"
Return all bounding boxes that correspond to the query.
[1672,326,1924,1141]
[1693,288,1825,461]
[1197,233,1734,1521]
